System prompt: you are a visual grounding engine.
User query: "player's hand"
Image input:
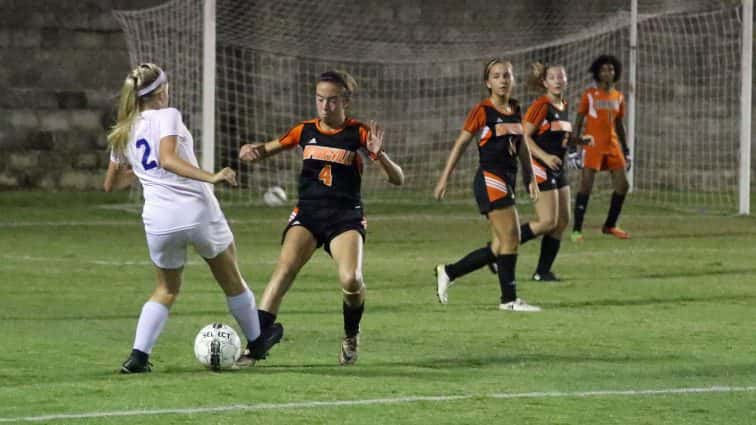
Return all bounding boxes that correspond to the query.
[579,134,595,147]
[239,143,266,162]
[120,167,135,180]
[366,120,385,158]
[542,154,562,170]
[433,179,447,201]
[566,150,582,170]
[528,180,539,202]
[212,167,237,186]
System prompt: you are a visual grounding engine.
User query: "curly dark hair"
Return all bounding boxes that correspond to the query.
[589,55,622,82]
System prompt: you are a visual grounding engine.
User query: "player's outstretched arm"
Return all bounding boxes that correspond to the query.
[365,121,404,186]
[239,139,285,163]
[433,130,474,200]
[103,161,136,192]
[375,151,404,186]
[159,135,237,186]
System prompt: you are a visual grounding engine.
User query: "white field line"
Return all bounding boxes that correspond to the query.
[0,385,753,423]
[1,245,750,269]
[0,212,731,227]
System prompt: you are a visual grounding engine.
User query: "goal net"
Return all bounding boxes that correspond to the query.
[114,0,747,213]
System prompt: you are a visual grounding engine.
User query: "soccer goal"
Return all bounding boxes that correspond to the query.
[114,0,752,214]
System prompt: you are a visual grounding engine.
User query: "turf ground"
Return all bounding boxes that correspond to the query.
[1,191,755,424]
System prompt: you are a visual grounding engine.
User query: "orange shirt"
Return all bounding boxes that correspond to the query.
[577,86,625,152]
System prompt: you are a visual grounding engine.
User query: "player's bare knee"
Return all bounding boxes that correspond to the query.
[494,232,518,254]
[539,216,559,234]
[488,238,500,254]
[339,271,363,293]
[553,219,569,236]
[339,266,364,298]
[496,240,518,255]
[342,282,365,308]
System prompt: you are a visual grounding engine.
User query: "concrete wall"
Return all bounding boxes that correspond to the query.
[0,0,163,190]
[0,0,753,190]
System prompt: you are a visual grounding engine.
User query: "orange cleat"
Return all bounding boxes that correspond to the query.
[602,226,630,239]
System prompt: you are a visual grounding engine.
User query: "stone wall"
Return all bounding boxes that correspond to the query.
[0,0,163,190]
[0,0,753,190]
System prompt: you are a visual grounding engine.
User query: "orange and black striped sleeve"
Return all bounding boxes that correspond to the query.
[354,120,380,160]
[463,104,486,134]
[352,119,369,146]
[278,123,305,148]
[523,97,549,126]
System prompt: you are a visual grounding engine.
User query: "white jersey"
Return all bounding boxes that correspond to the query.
[110,107,224,235]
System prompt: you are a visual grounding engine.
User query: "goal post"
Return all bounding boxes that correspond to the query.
[114,0,751,214]
[201,0,216,173]
[627,0,638,191]
[739,0,753,215]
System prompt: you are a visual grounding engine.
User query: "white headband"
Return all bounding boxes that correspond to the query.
[137,70,167,97]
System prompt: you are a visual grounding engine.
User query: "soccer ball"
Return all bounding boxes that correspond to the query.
[262,186,287,207]
[193,323,242,371]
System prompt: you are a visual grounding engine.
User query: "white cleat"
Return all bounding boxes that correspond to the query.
[338,334,360,366]
[435,264,452,304]
[499,298,541,312]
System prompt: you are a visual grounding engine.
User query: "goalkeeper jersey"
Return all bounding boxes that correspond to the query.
[578,85,625,153]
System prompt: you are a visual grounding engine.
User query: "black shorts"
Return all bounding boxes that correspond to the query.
[473,169,516,215]
[532,160,569,191]
[283,205,366,254]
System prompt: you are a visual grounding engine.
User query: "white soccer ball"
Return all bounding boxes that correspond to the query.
[193,323,242,371]
[262,186,288,207]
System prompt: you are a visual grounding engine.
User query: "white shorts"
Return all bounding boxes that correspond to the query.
[145,219,234,269]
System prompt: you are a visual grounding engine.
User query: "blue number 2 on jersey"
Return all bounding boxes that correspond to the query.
[136,139,158,170]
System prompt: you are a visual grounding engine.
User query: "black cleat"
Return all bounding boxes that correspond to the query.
[237,323,284,367]
[120,349,152,374]
[532,271,561,282]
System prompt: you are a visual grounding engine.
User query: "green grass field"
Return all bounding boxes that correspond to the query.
[1,191,755,424]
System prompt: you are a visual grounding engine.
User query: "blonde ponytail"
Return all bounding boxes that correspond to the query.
[526,62,566,93]
[107,63,166,153]
[526,61,548,93]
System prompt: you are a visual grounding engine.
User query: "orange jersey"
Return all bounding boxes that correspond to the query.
[577,86,625,153]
